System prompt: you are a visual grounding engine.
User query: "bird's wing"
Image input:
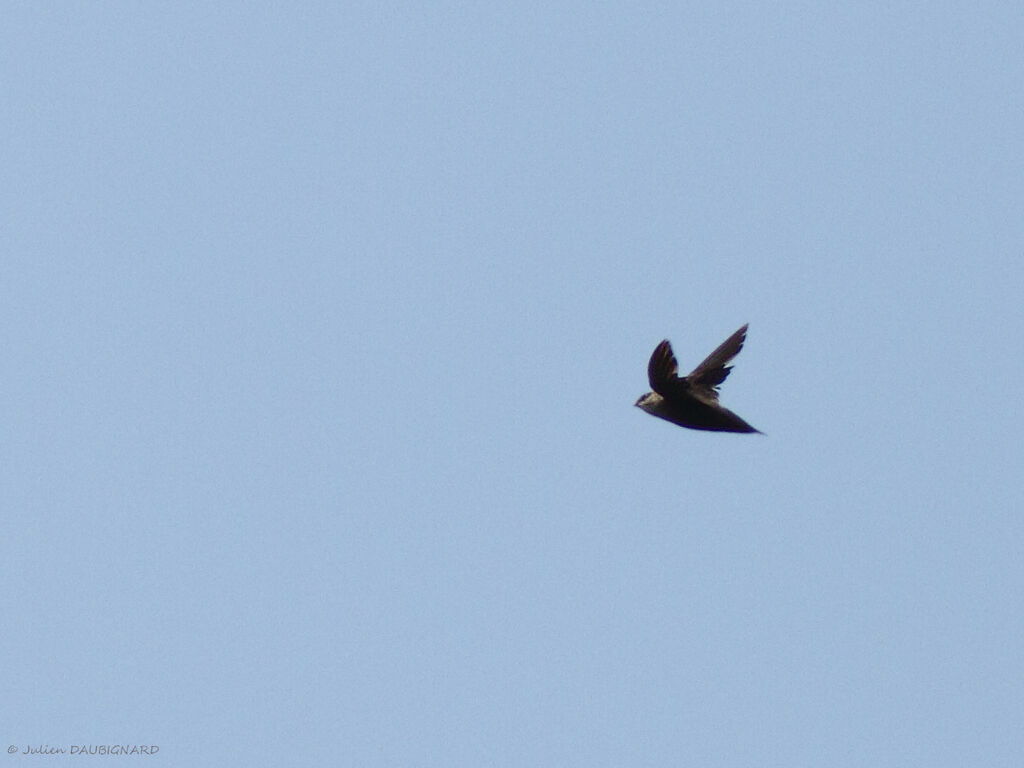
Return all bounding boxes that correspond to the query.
[685,324,749,402]
[647,339,682,396]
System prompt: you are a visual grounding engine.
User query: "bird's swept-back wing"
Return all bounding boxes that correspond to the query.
[685,324,749,401]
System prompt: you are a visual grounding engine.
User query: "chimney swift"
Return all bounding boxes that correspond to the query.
[635,324,761,433]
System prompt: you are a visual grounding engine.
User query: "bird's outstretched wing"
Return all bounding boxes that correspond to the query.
[685,324,749,401]
[647,339,682,396]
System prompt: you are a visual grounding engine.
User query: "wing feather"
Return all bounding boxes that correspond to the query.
[647,340,679,395]
[685,324,749,401]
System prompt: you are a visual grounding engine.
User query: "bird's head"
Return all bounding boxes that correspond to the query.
[634,391,662,412]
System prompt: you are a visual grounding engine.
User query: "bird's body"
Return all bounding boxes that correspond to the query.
[635,324,760,434]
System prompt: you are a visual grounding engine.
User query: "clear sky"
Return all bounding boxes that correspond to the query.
[3,2,1023,766]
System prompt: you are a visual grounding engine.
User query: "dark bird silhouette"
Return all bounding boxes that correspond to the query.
[635,324,761,433]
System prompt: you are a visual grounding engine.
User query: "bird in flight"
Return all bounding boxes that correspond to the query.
[635,324,761,433]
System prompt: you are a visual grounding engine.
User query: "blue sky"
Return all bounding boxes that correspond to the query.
[3,2,1023,765]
